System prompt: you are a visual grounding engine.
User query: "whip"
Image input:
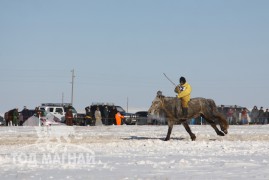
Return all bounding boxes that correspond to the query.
[163,73,177,87]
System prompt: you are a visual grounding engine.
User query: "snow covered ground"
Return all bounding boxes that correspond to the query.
[0,125,269,180]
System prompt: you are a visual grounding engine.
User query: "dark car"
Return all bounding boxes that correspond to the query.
[147,111,167,125]
[135,111,149,125]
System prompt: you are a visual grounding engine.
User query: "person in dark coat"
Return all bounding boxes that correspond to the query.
[12,108,19,126]
[258,107,265,124]
[85,106,92,126]
[264,109,269,124]
[109,106,118,125]
[250,106,259,124]
[103,106,109,125]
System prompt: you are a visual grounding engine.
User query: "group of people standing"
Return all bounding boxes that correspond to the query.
[219,105,269,125]
[85,105,124,126]
[249,106,269,124]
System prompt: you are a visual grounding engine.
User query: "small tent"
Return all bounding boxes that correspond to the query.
[23,112,62,126]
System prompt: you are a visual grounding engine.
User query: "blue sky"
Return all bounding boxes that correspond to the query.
[1,0,269,113]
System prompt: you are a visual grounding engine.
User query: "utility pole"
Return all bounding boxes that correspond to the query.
[62,92,64,105]
[71,69,75,106]
[127,97,129,113]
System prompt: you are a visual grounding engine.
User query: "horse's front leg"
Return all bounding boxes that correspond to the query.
[164,118,174,141]
[211,123,225,136]
[202,115,225,136]
[182,121,196,141]
[215,114,229,134]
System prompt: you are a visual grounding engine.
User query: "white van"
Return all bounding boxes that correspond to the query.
[39,103,77,122]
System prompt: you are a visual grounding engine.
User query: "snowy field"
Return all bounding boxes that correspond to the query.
[0,125,269,180]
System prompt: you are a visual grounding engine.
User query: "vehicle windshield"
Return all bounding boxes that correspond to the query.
[64,106,77,114]
[116,106,125,113]
[71,107,77,113]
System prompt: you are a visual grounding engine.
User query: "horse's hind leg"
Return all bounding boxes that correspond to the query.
[201,115,225,136]
[182,121,196,141]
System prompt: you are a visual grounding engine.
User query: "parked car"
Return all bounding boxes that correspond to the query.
[88,103,136,125]
[135,111,149,125]
[147,112,167,125]
[0,115,5,126]
[40,103,77,123]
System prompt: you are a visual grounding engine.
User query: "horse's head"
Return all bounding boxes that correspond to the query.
[148,91,165,116]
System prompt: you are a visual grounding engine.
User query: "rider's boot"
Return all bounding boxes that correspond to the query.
[181,107,188,119]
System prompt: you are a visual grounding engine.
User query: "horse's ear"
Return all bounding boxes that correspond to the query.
[157,90,162,96]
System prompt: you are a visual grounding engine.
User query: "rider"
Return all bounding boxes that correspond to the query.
[174,76,192,119]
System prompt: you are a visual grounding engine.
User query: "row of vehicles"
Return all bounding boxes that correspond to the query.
[39,103,138,125]
[1,102,160,126]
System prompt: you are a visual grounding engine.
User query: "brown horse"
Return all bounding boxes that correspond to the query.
[148,92,229,141]
[4,109,16,126]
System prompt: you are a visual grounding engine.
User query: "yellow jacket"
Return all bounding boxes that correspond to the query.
[176,82,192,101]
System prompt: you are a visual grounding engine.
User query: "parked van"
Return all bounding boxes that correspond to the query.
[39,103,77,122]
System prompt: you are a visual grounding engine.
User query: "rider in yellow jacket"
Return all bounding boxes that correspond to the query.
[174,77,192,118]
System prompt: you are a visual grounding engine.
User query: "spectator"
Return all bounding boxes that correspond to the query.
[85,106,92,126]
[103,106,109,125]
[65,107,74,126]
[110,106,118,125]
[263,109,269,124]
[12,108,19,126]
[35,107,42,118]
[94,107,102,126]
[226,107,234,125]
[250,106,259,124]
[258,107,265,124]
[232,106,240,125]
[240,108,248,125]
[219,105,227,119]
[115,111,124,126]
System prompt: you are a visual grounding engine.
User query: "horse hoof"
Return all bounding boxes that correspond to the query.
[191,135,196,141]
[164,138,170,141]
[217,131,225,136]
[221,128,228,134]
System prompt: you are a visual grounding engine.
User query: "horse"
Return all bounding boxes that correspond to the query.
[4,109,16,126]
[148,92,229,141]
